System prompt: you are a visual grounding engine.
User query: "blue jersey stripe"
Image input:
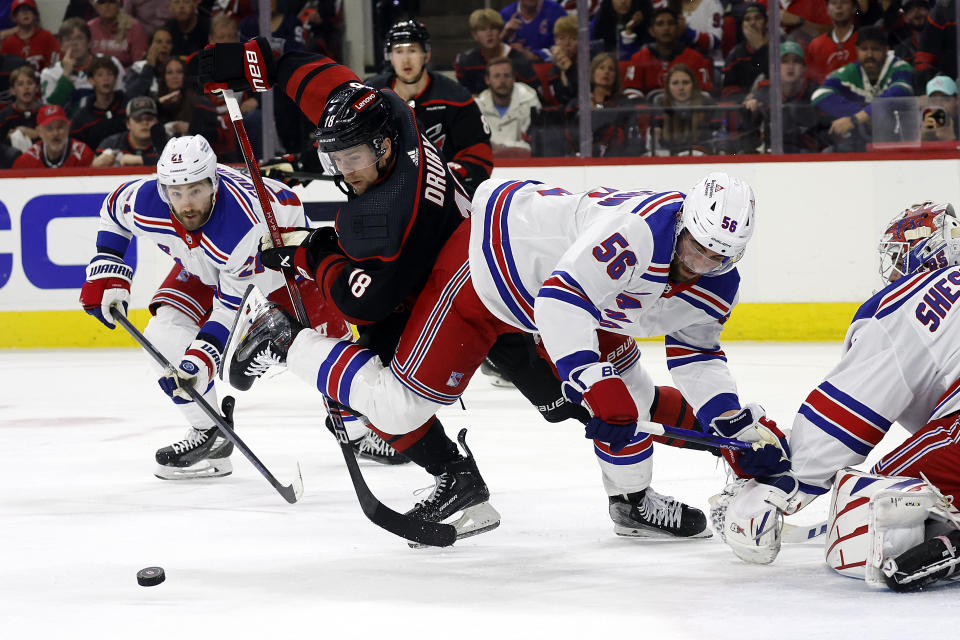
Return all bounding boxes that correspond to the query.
[819,381,892,430]
[798,404,873,456]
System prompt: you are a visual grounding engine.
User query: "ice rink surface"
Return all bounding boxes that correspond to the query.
[2,342,951,639]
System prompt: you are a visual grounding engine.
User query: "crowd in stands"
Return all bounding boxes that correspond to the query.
[0,0,343,169]
[0,0,957,169]
[449,0,960,156]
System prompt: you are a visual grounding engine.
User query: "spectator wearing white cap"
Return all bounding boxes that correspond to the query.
[921,75,958,142]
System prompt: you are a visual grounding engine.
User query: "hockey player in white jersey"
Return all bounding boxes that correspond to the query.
[229,171,784,541]
[712,201,960,591]
[79,135,348,479]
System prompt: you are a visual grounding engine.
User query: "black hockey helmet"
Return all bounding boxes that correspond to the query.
[383,18,431,58]
[313,83,398,175]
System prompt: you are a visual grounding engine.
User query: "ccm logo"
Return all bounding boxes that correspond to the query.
[352,92,376,111]
[246,50,267,91]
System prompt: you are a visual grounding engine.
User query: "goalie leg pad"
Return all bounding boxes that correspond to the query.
[824,468,938,582]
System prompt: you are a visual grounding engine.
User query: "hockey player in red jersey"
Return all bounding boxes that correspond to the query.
[712,201,960,592]
[366,19,494,197]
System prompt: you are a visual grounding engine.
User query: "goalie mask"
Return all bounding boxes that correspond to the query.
[879,201,960,283]
[314,84,397,178]
[677,172,756,276]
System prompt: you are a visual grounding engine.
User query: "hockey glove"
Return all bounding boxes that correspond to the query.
[562,362,638,453]
[79,253,133,329]
[260,226,340,280]
[198,37,276,95]
[710,403,791,477]
[261,150,324,188]
[709,473,798,565]
[158,338,222,404]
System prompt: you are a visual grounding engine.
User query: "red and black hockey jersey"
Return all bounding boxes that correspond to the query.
[275,52,471,326]
[365,70,493,197]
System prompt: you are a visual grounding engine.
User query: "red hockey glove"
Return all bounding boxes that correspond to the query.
[198,37,276,95]
[562,362,639,452]
[79,253,133,329]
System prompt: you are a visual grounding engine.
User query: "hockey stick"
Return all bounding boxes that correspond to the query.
[112,311,304,504]
[781,520,827,543]
[220,90,457,547]
[636,420,752,452]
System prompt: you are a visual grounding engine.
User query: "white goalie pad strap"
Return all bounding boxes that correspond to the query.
[824,468,936,582]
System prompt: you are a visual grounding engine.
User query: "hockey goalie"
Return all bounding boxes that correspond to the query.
[711,201,960,592]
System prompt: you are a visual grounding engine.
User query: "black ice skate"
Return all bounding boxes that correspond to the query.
[406,429,500,547]
[882,529,960,592]
[609,488,711,538]
[154,426,234,480]
[480,357,514,389]
[354,431,410,465]
[228,303,302,391]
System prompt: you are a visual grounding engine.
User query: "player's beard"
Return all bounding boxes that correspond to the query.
[175,207,212,231]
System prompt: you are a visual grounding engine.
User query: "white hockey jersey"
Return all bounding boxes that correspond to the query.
[93,165,306,352]
[469,178,742,425]
[791,266,960,496]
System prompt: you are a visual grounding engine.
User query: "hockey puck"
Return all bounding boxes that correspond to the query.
[136,566,165,587]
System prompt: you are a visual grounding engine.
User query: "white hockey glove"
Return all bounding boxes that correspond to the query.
[158,338,222,404]
[709,474,799,564]
[709,403,791,477]
[79,253,133,329]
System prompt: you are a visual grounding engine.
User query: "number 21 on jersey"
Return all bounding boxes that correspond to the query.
[593,233,636,280]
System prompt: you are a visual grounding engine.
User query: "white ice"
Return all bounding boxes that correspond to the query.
[1,343,949,639]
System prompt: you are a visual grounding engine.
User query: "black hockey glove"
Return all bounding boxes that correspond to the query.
[259,226,341,279]
[261,149,324,188]
[198,37,276,95]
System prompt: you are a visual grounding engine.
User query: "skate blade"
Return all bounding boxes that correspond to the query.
[154,457,233,480]
[488,376,515,389]
[613,523,713,539]
[409,502,501,549]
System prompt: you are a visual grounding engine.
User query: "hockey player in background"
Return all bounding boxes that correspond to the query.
[231,172,785,542]
[366,19,494,197]
[79,135,348,480]
[712,201,960,592]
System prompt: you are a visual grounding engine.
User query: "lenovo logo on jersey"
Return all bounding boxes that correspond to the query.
[245,50,267,91]
[352,91,377,112]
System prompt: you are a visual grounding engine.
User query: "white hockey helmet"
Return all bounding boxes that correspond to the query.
[157,135,219,206]
[679,172,756,275]
[878,201,960,283]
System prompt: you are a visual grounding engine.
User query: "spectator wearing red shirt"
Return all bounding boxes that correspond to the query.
[805,0,857,84]
[623,7,713,98]
[0,0,60,72]
[13,104,94,168]
[781,0,831,45]
[88,0,149,69]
